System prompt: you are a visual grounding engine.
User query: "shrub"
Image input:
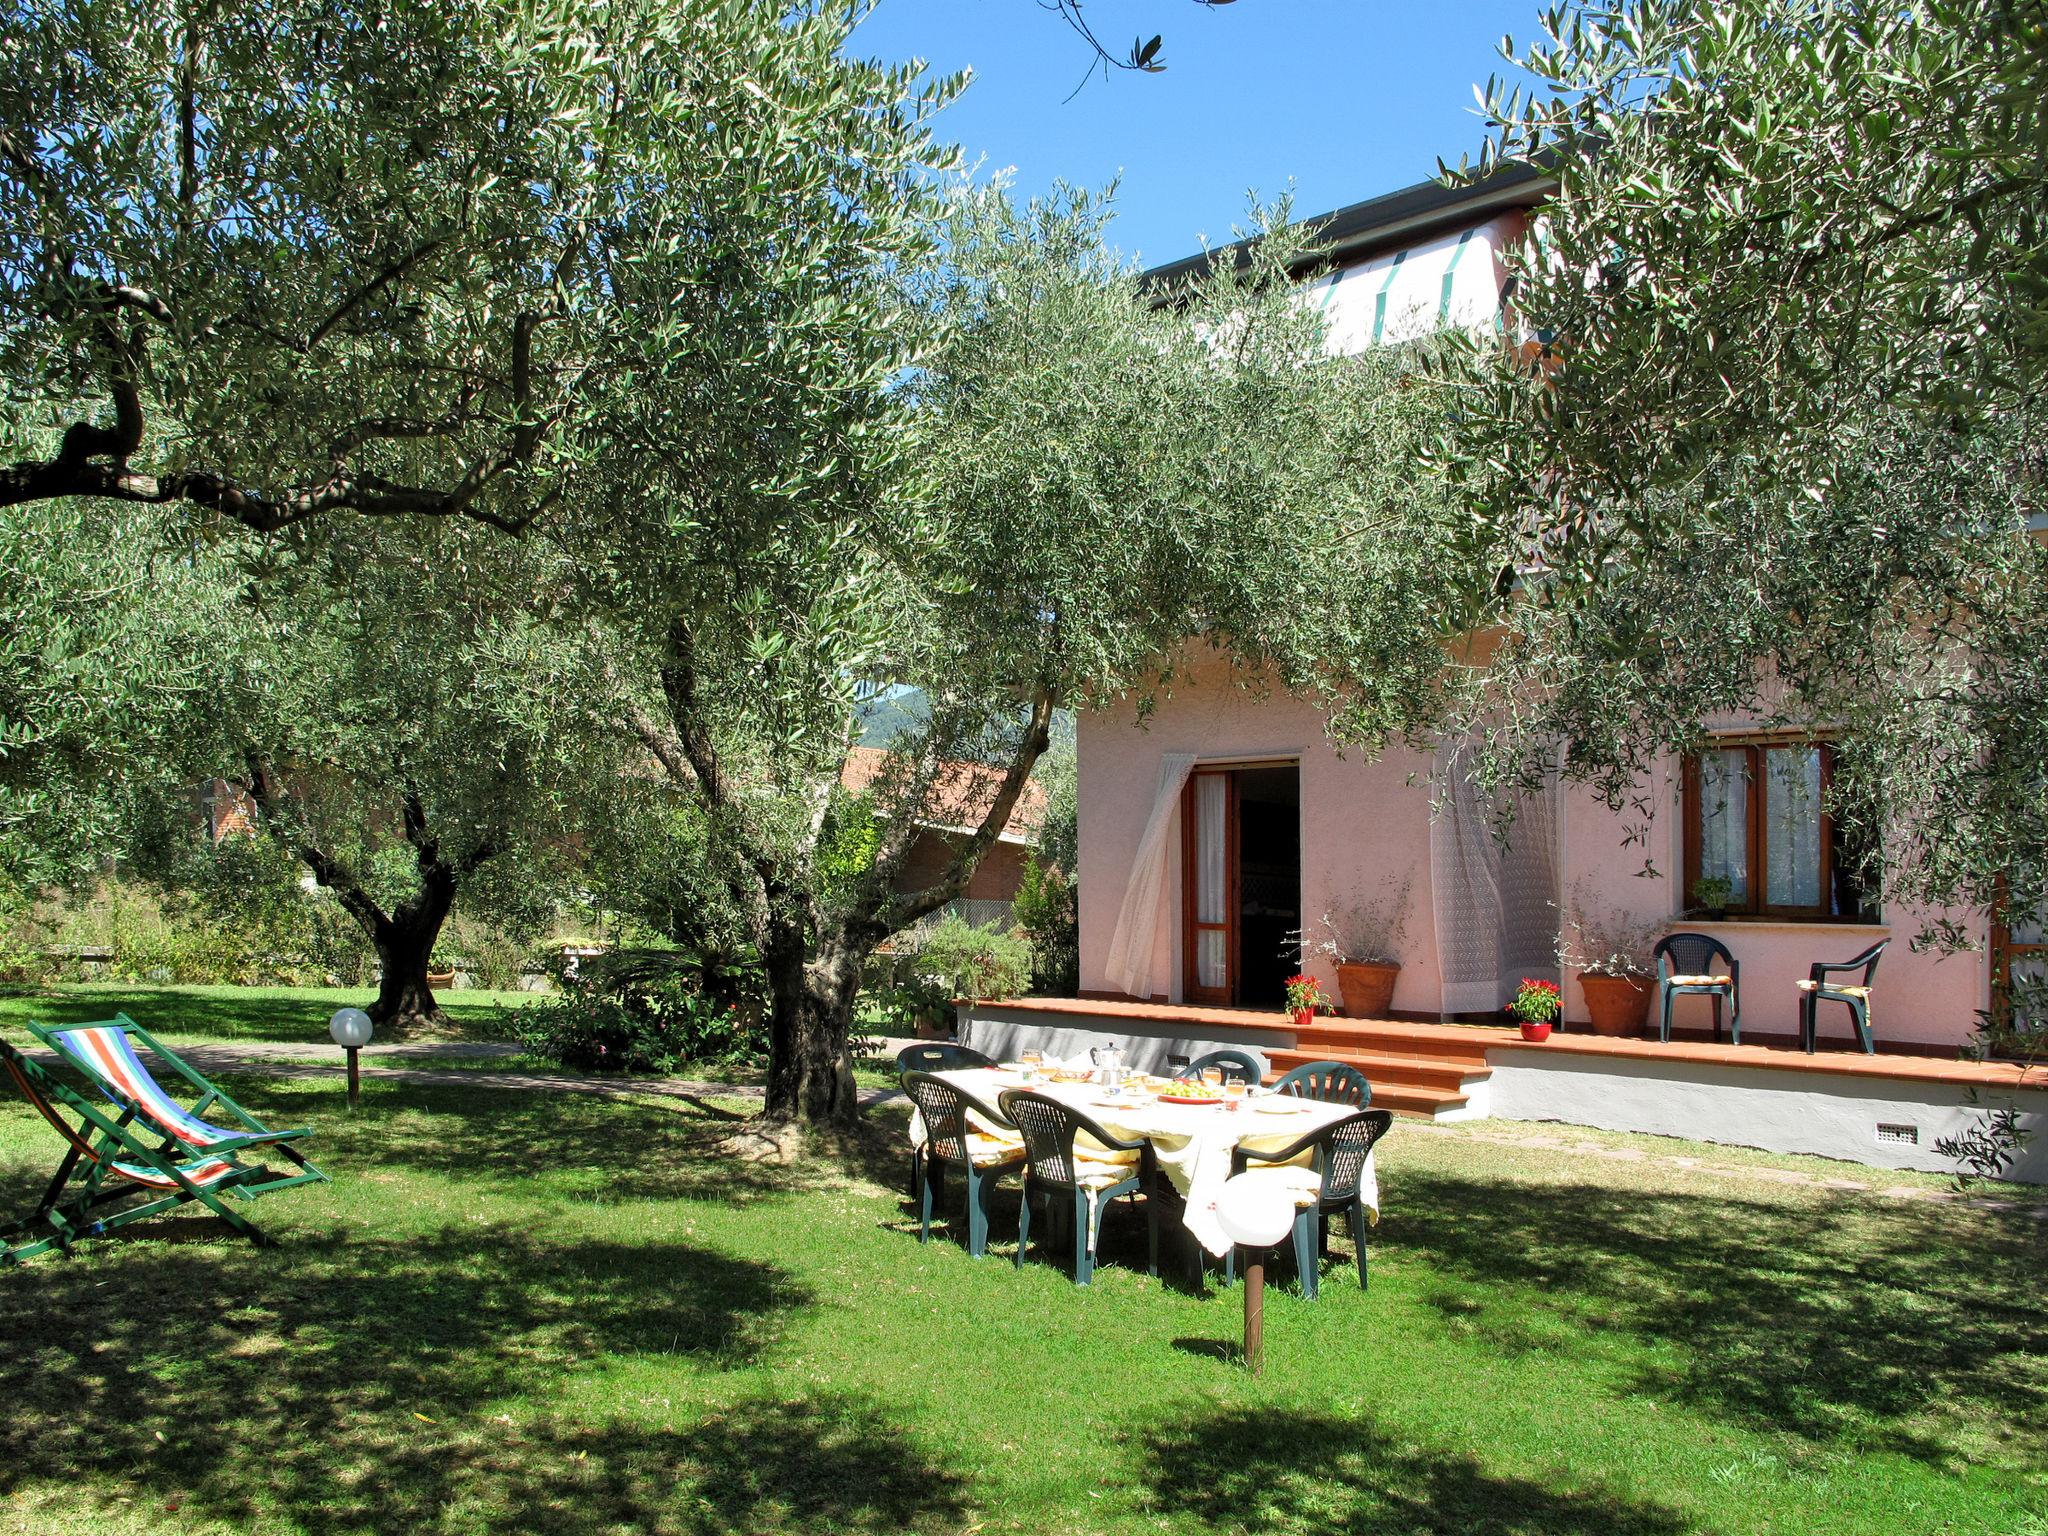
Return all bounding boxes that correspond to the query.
[859,949,954,1035]
[1012,853,1078,996]
[516,966,765,1074]
[912,914,1033,1001]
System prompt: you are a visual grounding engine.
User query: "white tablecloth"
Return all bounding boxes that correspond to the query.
[928,1066,1379,1257]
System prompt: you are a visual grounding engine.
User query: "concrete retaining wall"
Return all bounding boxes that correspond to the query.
[1484,1044,2048,1182]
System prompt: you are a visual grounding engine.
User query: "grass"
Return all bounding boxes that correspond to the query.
[0,987,2043,1534]
[0,983,540,1048]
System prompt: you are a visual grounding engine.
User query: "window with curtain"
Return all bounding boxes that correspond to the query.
[1995,872,2048,1038]
[1683,740,1880,921]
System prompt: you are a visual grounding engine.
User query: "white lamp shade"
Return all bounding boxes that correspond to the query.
[1215,1175,1296,1249]
[328,1007,375,1049]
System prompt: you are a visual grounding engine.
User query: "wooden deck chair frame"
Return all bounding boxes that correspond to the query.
[1,1020,325,1265]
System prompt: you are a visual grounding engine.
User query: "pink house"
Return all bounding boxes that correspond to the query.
[960,168,2048,1181]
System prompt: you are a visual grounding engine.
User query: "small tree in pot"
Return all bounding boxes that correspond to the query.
[1557,888,1662,1037]
[1689,875,1734,922]
[1298,877,1412,1019]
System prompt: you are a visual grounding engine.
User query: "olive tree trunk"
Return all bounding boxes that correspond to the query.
[760,931,863,1129]
[367,875,457,1031]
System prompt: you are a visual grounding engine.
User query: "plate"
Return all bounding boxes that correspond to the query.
[1253,1101,1305,1114]
[1157,1093,1223,1107]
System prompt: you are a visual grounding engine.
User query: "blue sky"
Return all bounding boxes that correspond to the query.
[850,0,1546,269]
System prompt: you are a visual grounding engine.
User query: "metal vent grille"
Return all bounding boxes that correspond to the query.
[1875,1122,1919,1147]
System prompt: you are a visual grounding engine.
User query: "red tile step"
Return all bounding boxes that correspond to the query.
[1265,1043,1489,1120]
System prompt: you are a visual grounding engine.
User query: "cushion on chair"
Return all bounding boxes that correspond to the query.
[964,1131,1026,1167]
[1072,1147,1141,1188]
[1796,980,1871,998]
[1230,1163,1325,1210]
[1666,973,1733,987]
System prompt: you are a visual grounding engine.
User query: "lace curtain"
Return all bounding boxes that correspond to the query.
[1103,751,1198,1000]
[1430,742,1561,1014]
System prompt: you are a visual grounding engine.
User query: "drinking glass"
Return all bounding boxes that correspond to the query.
[1224,1081,1247,1113]
[1201,1067,1224,1089]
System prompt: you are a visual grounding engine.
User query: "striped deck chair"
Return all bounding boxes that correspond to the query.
[0,1016,324,1264]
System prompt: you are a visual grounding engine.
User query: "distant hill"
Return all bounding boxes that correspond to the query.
[858,688,1073,756]
[857,688,928,748]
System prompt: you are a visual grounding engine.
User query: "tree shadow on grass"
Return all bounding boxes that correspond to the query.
[1138,1406,1691,1535]
[460,1395,971,1535]
[0,1220,968,1533]
[1383,1166,2048,1467]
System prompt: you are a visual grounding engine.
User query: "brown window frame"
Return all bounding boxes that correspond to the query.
[1682,739,1876,922]
[1180,769,1240,1005]
[1991,875,2048,1030]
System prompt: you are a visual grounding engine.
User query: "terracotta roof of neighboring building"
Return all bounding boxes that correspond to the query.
[840,746,1048,844]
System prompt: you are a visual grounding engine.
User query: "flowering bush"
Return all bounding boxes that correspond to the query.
[1283,973,1330,1015]
[1511,977,1563,1023]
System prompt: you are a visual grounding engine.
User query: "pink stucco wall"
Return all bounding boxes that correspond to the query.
[1557,774,1985,1048]
[1078,650,1443,1015]
[1078,653,1991,1050]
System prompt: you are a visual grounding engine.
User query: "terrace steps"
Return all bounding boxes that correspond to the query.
[1268,1018,1496,1119]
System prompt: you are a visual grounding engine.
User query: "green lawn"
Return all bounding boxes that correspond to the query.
[0,983,539,1048]
[0,988,2044,1535]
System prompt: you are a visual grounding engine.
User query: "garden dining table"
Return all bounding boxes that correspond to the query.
[926,1065,1379,1257]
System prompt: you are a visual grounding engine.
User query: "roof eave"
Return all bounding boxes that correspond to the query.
[1141,162,1558,295]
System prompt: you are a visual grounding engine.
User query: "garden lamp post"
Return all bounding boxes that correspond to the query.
[328,1007,373,1111]
[1216,1176,1295,1375]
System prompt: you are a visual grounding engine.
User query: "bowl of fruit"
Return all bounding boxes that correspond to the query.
[1156,1080,1225,1106]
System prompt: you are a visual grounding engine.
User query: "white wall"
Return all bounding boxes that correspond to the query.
[1485,1045,2048,1181]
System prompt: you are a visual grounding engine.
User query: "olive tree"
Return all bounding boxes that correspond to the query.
[0,502,220,893]
[0,0,959,530]
[1436,0,2048,1070]
[141,522,623,1027]
[589,187,1484,1126]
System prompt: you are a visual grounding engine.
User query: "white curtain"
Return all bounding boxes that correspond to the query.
[1764,746,1823,908]
[1431,742,1561,1014]
[1104,751,1198,1000]
[1194,774,1228,989]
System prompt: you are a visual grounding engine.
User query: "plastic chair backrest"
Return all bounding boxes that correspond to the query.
[1179,1048,1265,1086]
[1315,1110,1394,1203]
[895,1042,994,1075]
[1654,932,1735,978]
[1273,1061,1372,1107]
[996,1089,1129,1189]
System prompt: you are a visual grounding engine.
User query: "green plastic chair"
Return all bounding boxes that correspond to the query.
[1272,1060,1373,1106]
[1,1024,326,1265]
[1177,1048,1267,1085]
[1229,1108,1393,1300]
[996,1088,1159,1285]
[1653,932,1741,1043]
[894,1044,996,1193]
[900,1071,1021,1258]
[1798,939,1888,1053]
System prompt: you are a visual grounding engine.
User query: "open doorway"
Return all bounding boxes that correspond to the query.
[1181,762,1302,1008]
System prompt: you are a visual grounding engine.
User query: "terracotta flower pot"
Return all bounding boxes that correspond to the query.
[1518,1019,1553,1043]
[1335,961,1401,1019]
[1578,972,1652,1037]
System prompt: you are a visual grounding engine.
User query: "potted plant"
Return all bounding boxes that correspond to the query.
[1557,888,1661,1036]
[1283,972,1330,1031]
[1690,875,1733,921]
[1509,976,1562,1042]
[1297,878,1411,1019]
